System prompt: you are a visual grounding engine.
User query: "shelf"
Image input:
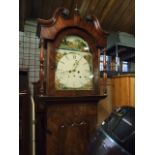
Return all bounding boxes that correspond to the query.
[37,95,107,104]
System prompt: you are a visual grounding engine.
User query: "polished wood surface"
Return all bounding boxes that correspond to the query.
[129,76,135,105]
[38,7,108,46]
[45,28,103,96]
[35,7,107,155]
[46,104,96,155]
[33,80,107,155]
[33,77,107,155]
[38,7,108,96]
[36,95,107,155]
[98,79,113,125]
[38,95,107,103]
[111,74,135,108]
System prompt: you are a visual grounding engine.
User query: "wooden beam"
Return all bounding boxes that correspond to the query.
[121,52,135,61]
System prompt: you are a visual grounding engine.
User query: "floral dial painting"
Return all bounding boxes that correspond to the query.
[55,35,94,90]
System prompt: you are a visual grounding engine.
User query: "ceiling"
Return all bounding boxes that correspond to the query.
[19,0,135,35]
[19,0,135,63]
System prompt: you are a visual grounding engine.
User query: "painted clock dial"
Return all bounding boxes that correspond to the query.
[55,35,93,90]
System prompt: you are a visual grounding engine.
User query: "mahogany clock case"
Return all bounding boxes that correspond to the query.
[35,7,108,155]
[46,28,100,96]
[38,7,108,97]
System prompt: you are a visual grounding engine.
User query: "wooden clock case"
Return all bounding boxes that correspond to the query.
[38,7,108,96]
[47,29,99,96]
[34,7,108,155]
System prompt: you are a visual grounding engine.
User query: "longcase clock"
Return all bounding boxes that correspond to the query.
[35,7,108,155]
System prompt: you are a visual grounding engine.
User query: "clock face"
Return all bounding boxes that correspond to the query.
[55,35,93,90]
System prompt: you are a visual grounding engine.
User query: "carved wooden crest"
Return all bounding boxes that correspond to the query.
[38,7,108,47]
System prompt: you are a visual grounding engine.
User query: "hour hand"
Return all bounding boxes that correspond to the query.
[57,69,74,74]
[72,57,83,70]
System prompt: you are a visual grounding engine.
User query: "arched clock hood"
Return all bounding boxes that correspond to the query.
[38,7,108,48]
[37,7,108,96]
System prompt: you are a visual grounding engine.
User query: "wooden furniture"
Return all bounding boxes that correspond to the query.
[19,69,31,155]
[34,7,108,155]
[111,74,135,109]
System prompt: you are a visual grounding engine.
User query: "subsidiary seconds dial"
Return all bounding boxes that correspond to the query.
[55,52,93,90]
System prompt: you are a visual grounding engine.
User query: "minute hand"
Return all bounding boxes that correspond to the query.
[73,56,83,70]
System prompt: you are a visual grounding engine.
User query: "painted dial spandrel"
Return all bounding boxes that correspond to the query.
[55,35,93,90]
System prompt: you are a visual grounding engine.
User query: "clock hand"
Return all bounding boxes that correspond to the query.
[57,69,72,74]
[72,56,83,71]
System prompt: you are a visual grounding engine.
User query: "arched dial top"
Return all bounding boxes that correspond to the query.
[55,35,93,90]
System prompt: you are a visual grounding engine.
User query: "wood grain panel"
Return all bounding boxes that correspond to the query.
[79,0,91,17]
[115,0,134,32]
[86,0,101,15]
[94,0,109,19]
[129,76,135,106]
[20,0,135,34]
[111,75,135,109]
[100,0,118,23]
[100,0,125,29]
[98,79,112,125]
[102,0,131,32]
[46,103,97,155]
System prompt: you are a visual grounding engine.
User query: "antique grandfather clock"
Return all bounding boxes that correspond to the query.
[35,6,108,155]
